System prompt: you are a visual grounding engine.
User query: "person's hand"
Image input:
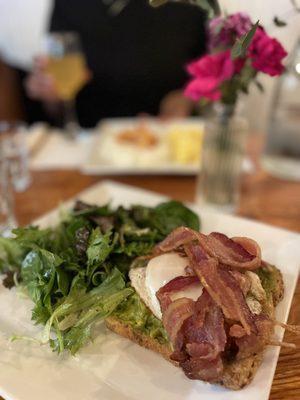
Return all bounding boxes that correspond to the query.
[159,89,194,118]
[25,56,91,103]
[25,56,61,102]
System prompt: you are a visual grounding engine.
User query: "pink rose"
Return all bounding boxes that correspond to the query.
[248,28,287,76]
[184,50,236,101]
[209,12,252,50]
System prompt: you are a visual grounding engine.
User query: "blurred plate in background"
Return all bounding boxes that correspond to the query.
[83,118,204,175]
[27,120,253,175]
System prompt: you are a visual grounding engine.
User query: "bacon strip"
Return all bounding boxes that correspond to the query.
[161,297,195,349]
[150,226,293,383]
[157,276,199,300]
[156,276,201,350]
[179,294,226,381]
[185,243,257,335]
[205,233,261,270]
[183,291,227,359]
[273,320,300,334]
[169,291,216,365]
[180,355,223,381]
[235,315,273,360]
[153,226,202,254]
[153,227,262,271]
[229,270,251,296]
[157,275,199,312]
[158,281,227,382]
[268,340,296,349]
[229,324,247,338]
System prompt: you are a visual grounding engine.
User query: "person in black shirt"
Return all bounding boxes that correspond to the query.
[24,0,207,127]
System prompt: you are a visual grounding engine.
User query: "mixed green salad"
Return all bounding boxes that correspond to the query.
[0,200,200,355]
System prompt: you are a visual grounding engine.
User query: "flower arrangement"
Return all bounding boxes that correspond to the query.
[148,1,291,210]
[184,13,287,107]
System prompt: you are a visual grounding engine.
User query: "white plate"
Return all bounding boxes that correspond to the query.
[83,118,204,175]
[29,130,93,171]
[0,181,299,400]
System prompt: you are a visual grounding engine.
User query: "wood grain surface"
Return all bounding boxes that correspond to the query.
[4,161,300,400]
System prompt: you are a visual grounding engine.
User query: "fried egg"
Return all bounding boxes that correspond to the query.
[129,252,203,320]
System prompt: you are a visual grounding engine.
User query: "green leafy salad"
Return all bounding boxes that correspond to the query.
[0,200,200,355]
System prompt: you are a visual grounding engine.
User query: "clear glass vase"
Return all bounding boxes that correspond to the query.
[196,104,248,213]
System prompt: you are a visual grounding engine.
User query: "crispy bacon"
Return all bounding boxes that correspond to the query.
[157,275,199,312]
[206,233,262,270]
[193,289,214,330]
[232,237,262,264]
[153,226,202,254]
[229,324,247,338]
[185,243,257,335]
[152,227,261,271]
[183,291,227,359]
[272,320,300,334]
[180,355,223,381]
[235,315,273,360]
[186,342,214,358]
[157,276,199,300]
[159,284,226,382]
[229,270,251,296]
[161,298,195,349]
[156,276,201,350]
[268,340,296,349]
[181,291,226,382]
[151,226,293,383]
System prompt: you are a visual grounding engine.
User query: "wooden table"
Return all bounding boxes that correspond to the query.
[7,164,300,400]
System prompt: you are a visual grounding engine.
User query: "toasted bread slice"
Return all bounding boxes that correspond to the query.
[105,265,284,390]
[105,316,263,389]
[105,315,174,363]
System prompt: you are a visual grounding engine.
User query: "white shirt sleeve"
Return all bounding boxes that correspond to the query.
[0,0,53,70]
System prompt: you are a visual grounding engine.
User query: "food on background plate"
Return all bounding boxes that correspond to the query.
[0,200,298,390]
[116,122,204,164]
[167,124,204,164]
[98,126,169,167]
[96,120,204,168]
[117,124,158,148]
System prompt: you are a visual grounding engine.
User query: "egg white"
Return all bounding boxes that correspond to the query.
[129,252,203,320]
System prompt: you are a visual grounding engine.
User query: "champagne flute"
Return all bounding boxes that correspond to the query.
[43,32,88,137]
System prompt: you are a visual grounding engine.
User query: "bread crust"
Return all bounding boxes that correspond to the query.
[105,316,175,363]
[105,265,284,390]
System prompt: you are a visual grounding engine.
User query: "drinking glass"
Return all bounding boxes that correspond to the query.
[0,122,31,192]
[0,137,16,236]
[42,32,87,137]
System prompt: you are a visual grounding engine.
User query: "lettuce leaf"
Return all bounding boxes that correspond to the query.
[45,269,133,354]
[21,249,63,304]
[0,199,200,354]
[0,237,24,272]
[131,200,200,239]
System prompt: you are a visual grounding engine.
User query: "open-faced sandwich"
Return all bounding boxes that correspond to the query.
[0,200,298,391]
[107,227,289,389]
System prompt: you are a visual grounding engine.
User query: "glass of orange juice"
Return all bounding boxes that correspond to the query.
[43,32,88,137]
